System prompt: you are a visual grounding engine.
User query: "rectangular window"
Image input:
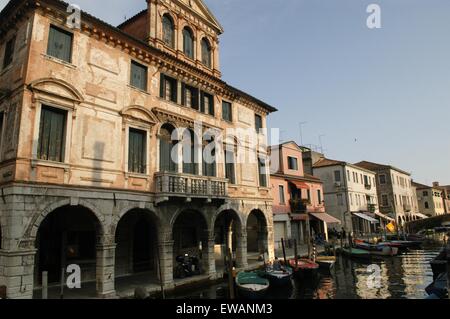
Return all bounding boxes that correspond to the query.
[379,174,386,184]
[350,193,353,205]
[288,157,298,170]
[334,170,341,182]
[347,170,351,182]
[47,25,73,63]
[423,191,428,197]
[307,189,311,202]
[201,92,214,116]
[364,175,369,185]
[130,61,148,91]
[3,36,16,69]
[225,150,236,184]
[255,114,263,132]
[279,185,285,204]
[360,174,363,184]
[37,105,67,162]
[128,128,146,174]
[160,74,178,103]
[222,101,232,122]
[182,84,199,110]
[258,157,267,187]
[317,190,322,204]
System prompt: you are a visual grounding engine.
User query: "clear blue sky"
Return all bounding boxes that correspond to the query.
[1,0,450,185]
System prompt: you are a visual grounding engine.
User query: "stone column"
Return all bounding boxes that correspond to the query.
[158,240,174,288]
[235,229,248,269]
[0,249,36,299]
[203,236,216,278]
[96,244,116,298]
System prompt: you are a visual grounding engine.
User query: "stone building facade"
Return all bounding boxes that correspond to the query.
[0,0,276,299]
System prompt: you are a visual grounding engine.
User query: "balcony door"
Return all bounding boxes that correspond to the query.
[159,124,178,173]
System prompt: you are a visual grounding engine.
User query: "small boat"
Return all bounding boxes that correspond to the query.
[337,247,371,259]
[315,255,336,272]
[425,273,448,299]
[262,266,293,287]
[354,241,399,257]
[430,249,447,280]
[289,259,319,280]
[235,271,270,299]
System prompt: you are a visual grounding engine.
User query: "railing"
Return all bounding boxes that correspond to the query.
[155,172,228,198]
[289,199,309,213]
[368,203,377,213]
[365,184,372,190]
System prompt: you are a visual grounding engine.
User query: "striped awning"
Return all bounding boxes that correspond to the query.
[287,180,309,190]
[374,211,395,221]
[309,212,341,224]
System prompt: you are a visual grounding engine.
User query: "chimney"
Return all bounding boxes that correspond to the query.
[432,182,440,187]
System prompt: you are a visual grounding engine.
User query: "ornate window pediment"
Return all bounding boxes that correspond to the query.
[29,78,83,107]
[120,105,159,127]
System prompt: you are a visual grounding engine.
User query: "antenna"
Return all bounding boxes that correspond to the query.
[298,122,307,147]
[318,134,326,154]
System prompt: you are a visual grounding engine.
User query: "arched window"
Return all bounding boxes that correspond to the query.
[201,38,212,68]
[424,201,429,209]
[162,14,175,48]
[183,27,194,59]
[182,129,198,175]
[159,124,178,173]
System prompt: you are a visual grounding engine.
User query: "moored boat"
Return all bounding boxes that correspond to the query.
[289,258,319,280]
[430,249,447,280]
[354,241,399,257]
[235,271,270,299]
[315,255,336,272]
[337,247,371,259]
[262,266,293,287]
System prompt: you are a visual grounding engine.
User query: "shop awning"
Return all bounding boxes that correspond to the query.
[415,213,429,219]
[374,211,395,222]
[291,214,309,221]
[287,180,309,190]
[353,212,379,224]
[309,212,341,224]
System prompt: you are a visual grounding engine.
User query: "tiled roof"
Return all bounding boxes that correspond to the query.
[355,161,411,176]
[312,158,345,168]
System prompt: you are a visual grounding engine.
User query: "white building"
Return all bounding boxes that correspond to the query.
[313,158,392,234]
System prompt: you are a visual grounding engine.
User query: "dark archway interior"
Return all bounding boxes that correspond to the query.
[173,210,207,259]
[115,210,158,277]
[0,222,2,250]
[35,206,100,285]
[214,211,241,269]
[247,210,268,254]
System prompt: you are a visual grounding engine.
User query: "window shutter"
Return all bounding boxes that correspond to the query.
[160,139,169,172]
[181,83,186,106]
[160,73,166,98]
[200,91,205,113]
[172,79,178,103]
[209,96,215,116]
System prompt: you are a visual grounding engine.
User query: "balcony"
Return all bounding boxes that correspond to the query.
[365,184,372,190]
[154,172,228,202]
[289,199,310,214]
[368,203,377,213]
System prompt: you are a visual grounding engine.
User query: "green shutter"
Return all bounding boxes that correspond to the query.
[38,106,66,162]
[160,139,170,172]
[47,26,72,63]
[172,79,178,103]
[200,91,205,113]
[160,73,166,98]
[181,83,186,106]
[209,95,215,116]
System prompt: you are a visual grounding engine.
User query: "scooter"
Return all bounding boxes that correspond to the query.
[174,254,201,278]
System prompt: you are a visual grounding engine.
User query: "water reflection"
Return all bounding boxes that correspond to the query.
[171,245,443,300]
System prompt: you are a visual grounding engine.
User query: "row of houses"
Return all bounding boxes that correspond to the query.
[269,141,450,246]
[0,0,448,299]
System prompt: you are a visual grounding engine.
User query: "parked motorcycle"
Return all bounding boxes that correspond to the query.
[174,254,201,278]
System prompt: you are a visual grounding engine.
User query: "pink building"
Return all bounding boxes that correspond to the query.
[269,142,340,248]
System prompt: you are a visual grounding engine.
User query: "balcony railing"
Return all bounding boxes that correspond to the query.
[155,172,228,199]
[368,203,377,213]
[365,184,372,190]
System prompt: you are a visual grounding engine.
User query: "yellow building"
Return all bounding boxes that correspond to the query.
[0,0,276,299]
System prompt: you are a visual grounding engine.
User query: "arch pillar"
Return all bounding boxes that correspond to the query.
[0,249,37,299]
[96,243,116,298]
[158,238,174,286]
[235,229,248,269]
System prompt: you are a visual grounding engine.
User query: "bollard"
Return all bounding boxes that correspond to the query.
[42,271,48,299]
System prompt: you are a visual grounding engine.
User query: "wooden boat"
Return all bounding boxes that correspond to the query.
[262,266,293,287]
[289,259,319,280]
[430,249,447,280]
[315,255,336,272]
[235,271,270,299]
[354,241,399,257]
[337,247,371,259]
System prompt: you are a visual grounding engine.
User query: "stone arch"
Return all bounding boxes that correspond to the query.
[169,207,210,232]
[26,198,106,240]
[112,205,161,238]
[29,77,84,103]
[246,209,269,257]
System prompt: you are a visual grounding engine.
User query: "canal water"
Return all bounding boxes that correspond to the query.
[170,243,445,300]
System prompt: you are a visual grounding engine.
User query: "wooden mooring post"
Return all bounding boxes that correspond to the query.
[227,248,235,300]
[42,271,48,300]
